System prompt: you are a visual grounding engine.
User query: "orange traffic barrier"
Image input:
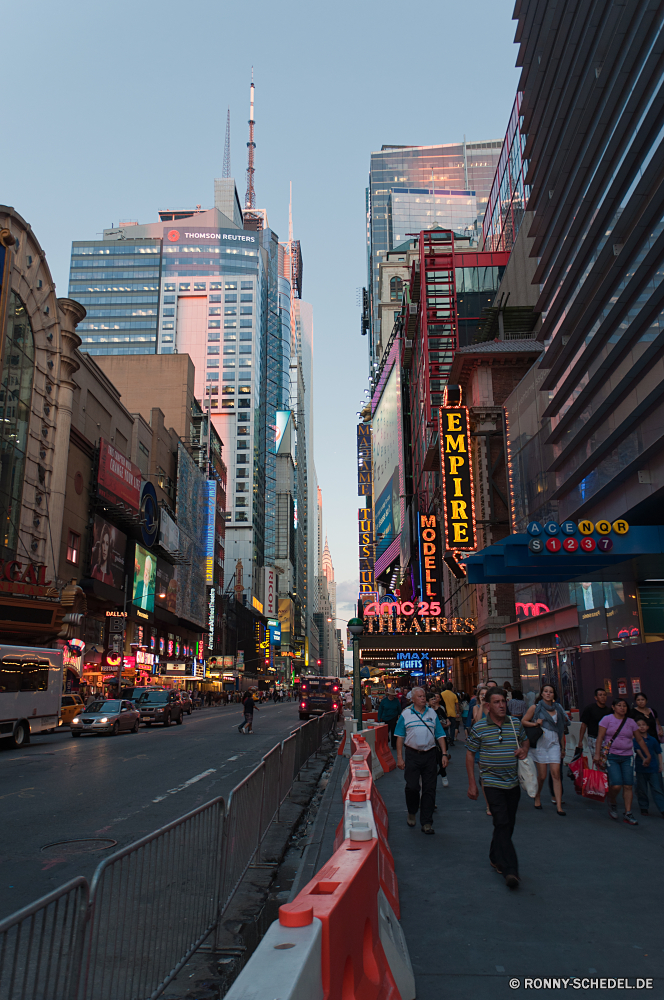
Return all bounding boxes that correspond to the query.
[361,711,378,722]
[372,722,396,773]
[279,839,401,1000]
[337,730,346,756]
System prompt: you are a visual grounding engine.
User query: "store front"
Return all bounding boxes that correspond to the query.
[357,623,475,688]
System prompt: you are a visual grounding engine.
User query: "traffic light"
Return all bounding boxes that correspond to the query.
[316,659,322,667]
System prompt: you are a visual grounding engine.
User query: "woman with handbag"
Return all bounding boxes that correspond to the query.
[522,684,570,815]
[595,698,651,824]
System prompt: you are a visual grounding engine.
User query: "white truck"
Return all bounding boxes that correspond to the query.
[0,644,63,747]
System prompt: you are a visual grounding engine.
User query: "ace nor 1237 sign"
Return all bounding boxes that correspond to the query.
[439,392,476,551]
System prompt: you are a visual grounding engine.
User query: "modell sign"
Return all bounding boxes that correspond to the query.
[439,400,476,551]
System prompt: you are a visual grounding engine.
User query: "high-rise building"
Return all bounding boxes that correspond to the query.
[366,141,503,360]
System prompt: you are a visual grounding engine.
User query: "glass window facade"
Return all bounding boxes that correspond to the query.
[482,94,529,253]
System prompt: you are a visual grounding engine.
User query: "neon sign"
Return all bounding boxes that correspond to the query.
[439,387,476,551]
[418,514,443,600]
[515,602,550,617]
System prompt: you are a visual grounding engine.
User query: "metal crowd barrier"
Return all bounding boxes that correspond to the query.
[0,712,338,1000]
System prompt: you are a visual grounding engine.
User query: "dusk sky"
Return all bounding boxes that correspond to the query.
[4,0,520,650]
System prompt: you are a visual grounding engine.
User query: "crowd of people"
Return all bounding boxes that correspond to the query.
[370,677,664,891]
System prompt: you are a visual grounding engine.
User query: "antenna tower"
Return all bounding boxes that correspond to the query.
[223,108,231,178]
[245,69,256,209]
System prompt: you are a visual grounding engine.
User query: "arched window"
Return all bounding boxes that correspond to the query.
[0,292,34,555]
[389,276,403,301]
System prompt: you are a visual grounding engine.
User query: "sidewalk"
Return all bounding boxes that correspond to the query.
[380,742,664,999]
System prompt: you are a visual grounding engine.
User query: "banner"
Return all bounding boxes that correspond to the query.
[90,515,126,590]
[97,439,141,511]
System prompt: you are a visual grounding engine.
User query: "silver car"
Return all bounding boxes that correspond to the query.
[71,699,140,737]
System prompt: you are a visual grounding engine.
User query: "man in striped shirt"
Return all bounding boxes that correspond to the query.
[466,688,529,888]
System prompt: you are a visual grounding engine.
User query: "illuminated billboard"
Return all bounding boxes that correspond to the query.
[132,544,156,613]
[90,515,126,590]
[97,439,141,511]
[372,359,403,563]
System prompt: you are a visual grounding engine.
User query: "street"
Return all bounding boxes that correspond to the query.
[0,701,301,920]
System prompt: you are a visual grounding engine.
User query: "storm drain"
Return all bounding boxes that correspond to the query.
[41,838,118,856]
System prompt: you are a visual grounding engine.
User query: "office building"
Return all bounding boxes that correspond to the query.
[366,141,503,359]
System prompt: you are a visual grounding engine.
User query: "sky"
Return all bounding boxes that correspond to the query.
[3,0,520,656]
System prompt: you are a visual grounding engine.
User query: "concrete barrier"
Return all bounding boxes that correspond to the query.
[223,914,324,1000]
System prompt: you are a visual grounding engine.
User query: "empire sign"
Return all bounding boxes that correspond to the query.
[439,388,476,551]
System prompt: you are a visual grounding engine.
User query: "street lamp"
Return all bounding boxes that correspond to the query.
[347,618,364,727]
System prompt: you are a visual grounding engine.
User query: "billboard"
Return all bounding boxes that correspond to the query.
[175,442,207,628]
[274,410,291,454]
[372,361,403,560]
[97,439,141,511]
[90,515,126,590]
[132,544,156,613]
[159,507,180,553]
[155,558,177,613]
[204,481,216,586]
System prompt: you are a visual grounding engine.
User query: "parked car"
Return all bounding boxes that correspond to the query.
[59,693,85,727]
[137,690,184,727]
[71,699,140,737]
[171,691,193,715]
[124,686,162,707]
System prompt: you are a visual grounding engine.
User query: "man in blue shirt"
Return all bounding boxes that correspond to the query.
[378,689,402,748]
[395,686,448,834]
[634,717,664,816]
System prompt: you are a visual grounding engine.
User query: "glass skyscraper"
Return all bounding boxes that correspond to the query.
[367,141,502,357]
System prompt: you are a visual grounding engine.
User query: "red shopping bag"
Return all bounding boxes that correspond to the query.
[582,767,608,802]
[567,755,585,795]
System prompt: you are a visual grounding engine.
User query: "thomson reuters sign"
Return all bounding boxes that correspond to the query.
[167,230,180,242]
[162,227,257,244]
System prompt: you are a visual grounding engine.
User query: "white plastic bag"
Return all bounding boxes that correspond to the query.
[509,717,538,797]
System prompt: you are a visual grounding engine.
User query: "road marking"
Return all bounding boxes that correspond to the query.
[152,768,216,803]
[227,755,240,760]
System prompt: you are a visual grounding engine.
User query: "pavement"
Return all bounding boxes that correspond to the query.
[379,736,664,999]
[0,700,301,919]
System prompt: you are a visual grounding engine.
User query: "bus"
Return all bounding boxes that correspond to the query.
[0,645,64,748]
[298,675,342,721]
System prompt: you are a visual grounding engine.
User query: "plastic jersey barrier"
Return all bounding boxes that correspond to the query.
[366,721,397,773]
[279,838,401,1000]
[223,916,324,1000]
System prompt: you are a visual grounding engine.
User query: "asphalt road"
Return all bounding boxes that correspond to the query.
[0,700,303,920]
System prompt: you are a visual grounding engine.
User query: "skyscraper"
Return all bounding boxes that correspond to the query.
[367,141,503,359]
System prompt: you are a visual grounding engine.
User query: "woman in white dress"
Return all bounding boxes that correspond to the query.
[522,683,570,815]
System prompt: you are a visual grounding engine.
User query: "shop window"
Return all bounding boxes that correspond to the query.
[0,292,34,558]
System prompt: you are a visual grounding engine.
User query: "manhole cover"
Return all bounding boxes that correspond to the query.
[41,838,117,856]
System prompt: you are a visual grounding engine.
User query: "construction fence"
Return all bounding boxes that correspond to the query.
[0,712,338,1000]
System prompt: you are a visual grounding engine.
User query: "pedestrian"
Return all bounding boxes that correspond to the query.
[631,692,664,742]
[239,689,259,734]
[522,684,570,814]
[465,688,529,889]
[395,686,448,835]
[377,688,402,749]
[577,687,609,763]
[459,691,470,737]
[594,698,651,824]
[503,680,513,698]
[633,718,664,816]
[507,689,526,719]
[428,692,450,787]
[472,686,489,728]
[441,682,459,746]
[486,679,498,689]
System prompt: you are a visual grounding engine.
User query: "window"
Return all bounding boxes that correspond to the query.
[239,331,252,341]
[238,385,251,395]
[222,386,235,395]
[238,359,252,367]
[208,320,220,329]
[207,346,220,355]
[161,335,174,343]
[162,321,174,330]
[209,307,221,315]
[210,282,222,290]
[208,332,220,342]
[237,425,249,435]
[225,282,237,290]
[238,400,250,408]
[237,440,248,449]
[223,360,236,367]
[179,283,190,291]
[222,400,235,409]
[206,373,219,382]
[225,295,237,304]
[207,360,219,368]
[164,283,176,292]
[235,497,246,506]
[209,294,222,302]
[240,281,253,290]
[240,293,253,302]
[224,307,237,316]
[66,531,81,565]
[162,308,174,317]
[210,399,218,408]
[224,332,237,341]
[194,282,206,291]
[239,345,251,354]
[163,295,175,304]
[389,276,403,301]
[240,319,252,328]
[236,512,248,522]
[223,372,235,381]
[223,346,236,355]
[0,292,34,554]
[240,306,252,315]
[238,412,250,421]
